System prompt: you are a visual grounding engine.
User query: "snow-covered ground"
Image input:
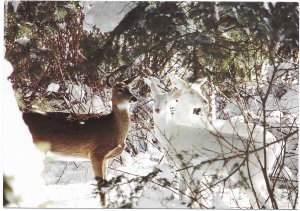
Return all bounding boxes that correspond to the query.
[40,150,296,208]
[44,182,99,208]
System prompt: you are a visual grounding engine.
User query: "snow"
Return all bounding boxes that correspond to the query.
[87,95,107,113]
[195,33,216,44]
[47,83,60,92]
[230,115,245,123]
[156,164,175,183]
[2,58,46,207]
[11,1,21,13]
[81,2,136,33]
[265,110,284,125]
[62,82,110,114]
[276,85,299,114]
[118,152,157,177]
[15,36,30,45]
[263,2,271,14]
[145,3,157,11]
[134,53,145,65]
[212,195,230,209]
[44,182,99,208]
[214,3,220,21]
[137,187,186,208]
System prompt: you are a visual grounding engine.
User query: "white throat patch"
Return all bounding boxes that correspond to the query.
[35,110,47,115]
[117,102,130,111]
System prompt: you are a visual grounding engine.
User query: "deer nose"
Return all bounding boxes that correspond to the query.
[155,108,160,113]
[193,108,201,115]
[130,96,137,102]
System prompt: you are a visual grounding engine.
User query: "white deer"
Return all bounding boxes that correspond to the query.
[169,74,280,146]
[145,77,282,208]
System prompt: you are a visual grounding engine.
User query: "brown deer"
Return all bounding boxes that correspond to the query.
[22,75,137,206]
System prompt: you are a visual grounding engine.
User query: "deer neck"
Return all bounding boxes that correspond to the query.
[153,106,172,137]
[112,104,130,125]
[109,104,131,146]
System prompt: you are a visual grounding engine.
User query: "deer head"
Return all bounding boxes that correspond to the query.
[107,75,137,111]
[169,74,208,105]
[144,77,182,115]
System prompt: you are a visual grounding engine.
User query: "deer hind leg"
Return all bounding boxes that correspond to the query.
[178,172,187,200]
[89,152,108,207]
[179,167,206,208]
[245,173,272,209]
[235,162,272,209]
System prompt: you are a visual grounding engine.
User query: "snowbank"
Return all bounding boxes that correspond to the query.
[2,59,46,207]
[81,2,136,33]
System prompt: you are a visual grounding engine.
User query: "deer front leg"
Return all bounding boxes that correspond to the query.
[90,151,108,207]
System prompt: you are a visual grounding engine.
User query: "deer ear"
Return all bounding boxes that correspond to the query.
[144,77,162,96]
[107,76,116,88]
[143,77,152,87]
[124,75,139,86]
[150,82,161,95]
[169,74,187,90]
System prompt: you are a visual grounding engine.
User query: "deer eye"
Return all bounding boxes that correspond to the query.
[118,88,125,93]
